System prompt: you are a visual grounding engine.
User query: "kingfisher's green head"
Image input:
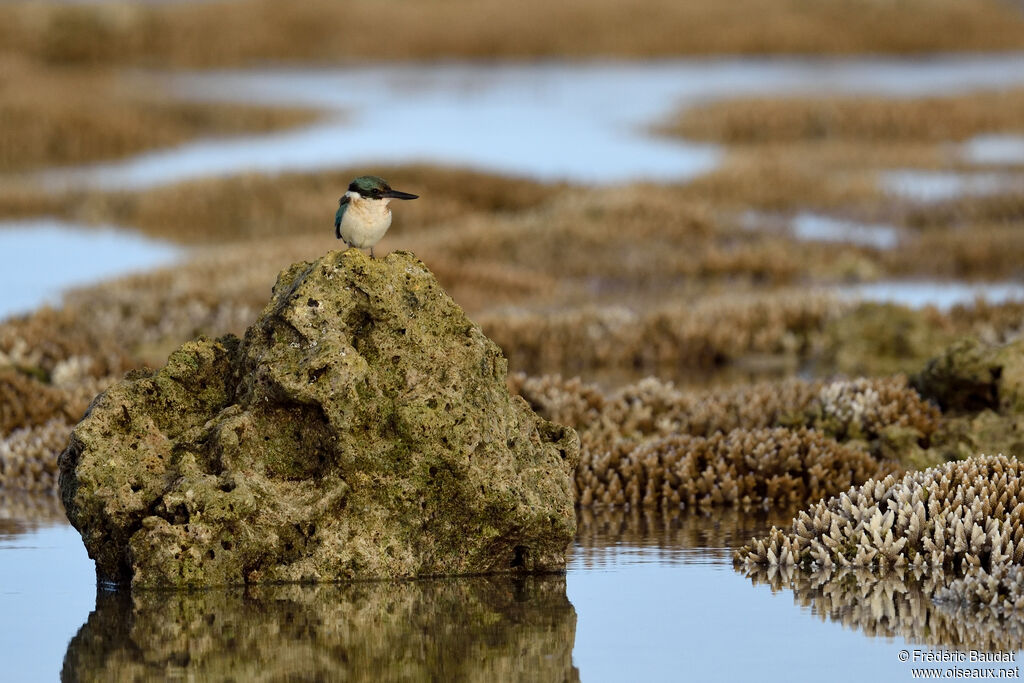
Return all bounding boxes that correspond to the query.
[347,175,418,201]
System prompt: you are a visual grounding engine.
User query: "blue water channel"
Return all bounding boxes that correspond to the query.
[36,54,1024,189]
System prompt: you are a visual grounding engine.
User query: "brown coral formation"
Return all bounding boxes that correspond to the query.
[0,56,317,173]
[666,90,1024,144]
[3,0,1023,68]
[736,454,1024,571]
[0,419,74,493]
[512,373,824,444]
[513,373,934,508]
[0,306,129,381]
[485,292,842,376]
[0,370,113,436]
[575,427,895,510]
[806,376,942,442]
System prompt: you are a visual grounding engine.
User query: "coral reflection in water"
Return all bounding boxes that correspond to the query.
[741,565,1024,653]
[574,498,794,566]
[62,576,578,682]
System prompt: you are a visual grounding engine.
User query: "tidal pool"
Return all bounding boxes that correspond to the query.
[964,135,1024,165]
[742,211,903,250]
[879,170,1024,202]
[839,280,1024,310]
[0,220,181,322]
[2,503,1021,682]
[38,54,1024,189]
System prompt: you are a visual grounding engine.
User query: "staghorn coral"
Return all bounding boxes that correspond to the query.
[575,426,896,511]
[1,368,113,436]
[0,55,317,173]
[665,90,1024,145]
[736,454,1024,572]
[806,376,941,442]
[486,291,844,376]
[0,369,67,435]
[0,306,130,380]
[0,418,72,493]
[3,0,1023,69]
[513,372,939,463]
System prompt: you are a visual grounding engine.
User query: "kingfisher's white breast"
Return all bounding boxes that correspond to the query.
[340,194,393,248]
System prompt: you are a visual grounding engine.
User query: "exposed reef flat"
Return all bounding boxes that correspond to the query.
[58,250,578,588]
[513,373,939,509]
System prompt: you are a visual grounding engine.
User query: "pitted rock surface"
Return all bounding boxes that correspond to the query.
[59,250,578,588]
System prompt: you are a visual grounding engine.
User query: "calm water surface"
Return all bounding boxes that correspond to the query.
[37,54,1024,190]
[0,220,180,321]
[839,280,1024,310]
[2,503,1021,682]
[964,135,1024,165]
[12,56,1024,314]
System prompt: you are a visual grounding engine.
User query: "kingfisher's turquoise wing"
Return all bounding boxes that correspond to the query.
[334,196,349,239]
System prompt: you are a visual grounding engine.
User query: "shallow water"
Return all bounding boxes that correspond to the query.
[964,134,1024,165]
[743,210,903,249]
[3,505,1022,682]
[0,219,181,321]
[879,169,1024,202]
[38,54,1024,189]
[790,213,902,250]
[840,280,1024,310]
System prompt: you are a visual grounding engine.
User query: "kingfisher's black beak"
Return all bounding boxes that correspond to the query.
[383,189,418,200]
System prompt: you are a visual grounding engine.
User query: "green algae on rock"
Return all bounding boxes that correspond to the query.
[58,249,579,588]
[914,337,1024,461]
[914,337,1024,415]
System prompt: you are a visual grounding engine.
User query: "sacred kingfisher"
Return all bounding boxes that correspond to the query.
[335,176,418,258]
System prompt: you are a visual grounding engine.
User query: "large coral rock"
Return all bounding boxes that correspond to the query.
[913,338,1024,459]
[913,337,1024,414]
[59,250,579,588]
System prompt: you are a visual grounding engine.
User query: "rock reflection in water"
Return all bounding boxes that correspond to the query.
[740,565,1024,652]
[62,575,578,682]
